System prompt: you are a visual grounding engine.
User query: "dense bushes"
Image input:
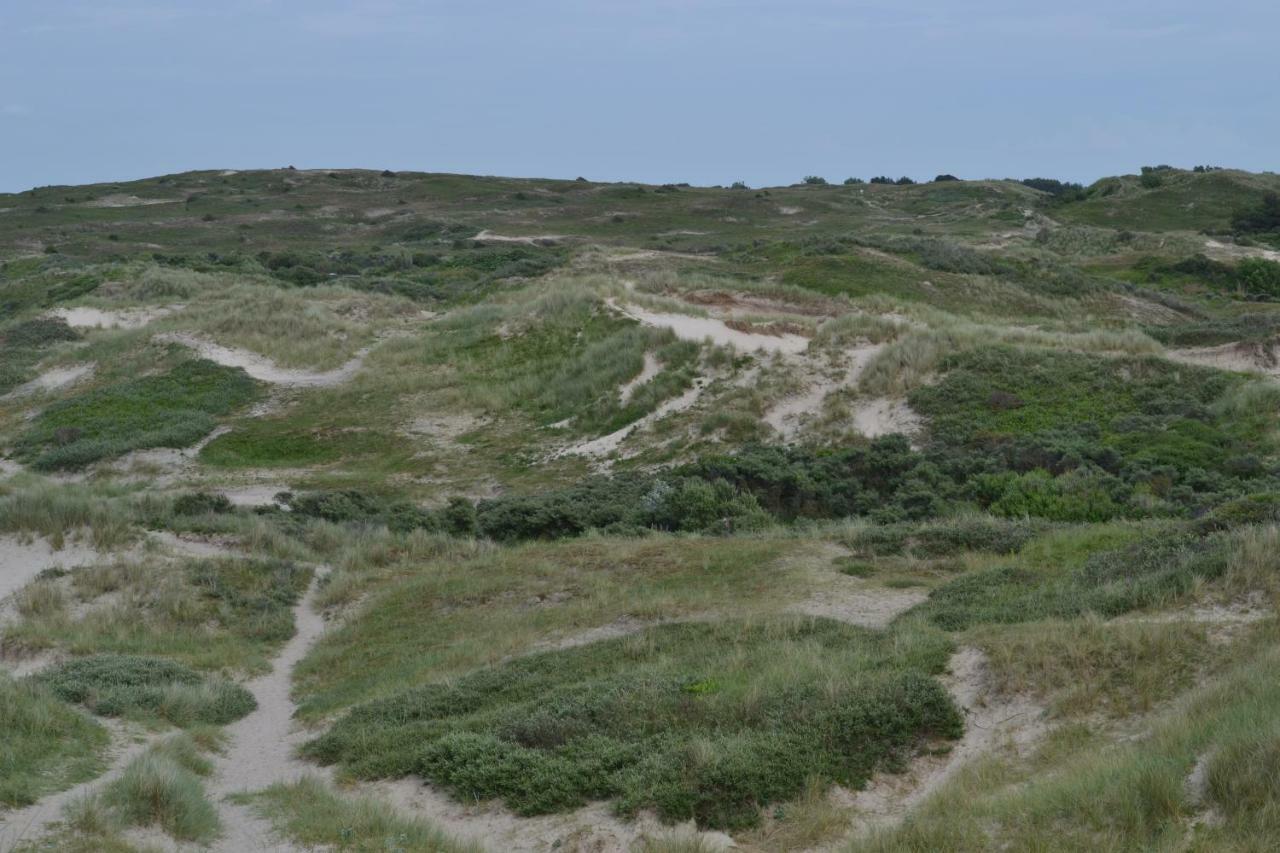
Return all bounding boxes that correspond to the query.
[1134,253,1280,299]
[303,618,960,829]
[1232,191,1280,236]
[1021,178,1086,201]
[37,655,256,726]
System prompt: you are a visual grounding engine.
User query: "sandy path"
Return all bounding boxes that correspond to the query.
[0,722,160,852]
[612,301,809,354]
[207,570,330,853]
[560,376,711,459]
[155,333,369,387]
[617,353,661,404]
[832,647,1045,842]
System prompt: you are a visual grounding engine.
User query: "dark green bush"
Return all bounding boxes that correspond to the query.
[172,492,233,516]
[37,655,255,725]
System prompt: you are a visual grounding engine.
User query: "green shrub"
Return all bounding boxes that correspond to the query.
[843,517,1042,558]
[172,491,233,516]
[18,359,259,470]
[37,655,256,725]
[303,619,960,830]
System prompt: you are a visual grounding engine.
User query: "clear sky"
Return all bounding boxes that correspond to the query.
[2,1,1277,193]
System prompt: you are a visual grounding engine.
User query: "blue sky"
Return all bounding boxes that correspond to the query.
[2,1,1277,192]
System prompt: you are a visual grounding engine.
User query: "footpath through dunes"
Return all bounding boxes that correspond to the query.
[155,332,371,387]
[0,721,162,852]
[208,568,330,853]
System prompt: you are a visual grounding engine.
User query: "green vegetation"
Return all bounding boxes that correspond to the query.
[16,359,259,470]
[36,655,256,726]
[100,739,220,842]
[5,165,1280,847]
[0,316,80,393]
[8,555,313,673]
[305,618,959,829]
[0,676,109,807]
[244,776,476,852]
[907,532,1228,630]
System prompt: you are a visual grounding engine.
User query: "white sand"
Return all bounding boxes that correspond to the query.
[612,301,809,354]
[52,305,177,330]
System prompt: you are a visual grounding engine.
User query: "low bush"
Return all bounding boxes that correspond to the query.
[172,491,233,516]
[304,618,960,830]
[843,517,1042,558]
[37,655,256,725]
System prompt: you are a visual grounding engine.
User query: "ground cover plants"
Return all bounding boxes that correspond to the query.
[304,618,960,830]
[3,164,1280,850]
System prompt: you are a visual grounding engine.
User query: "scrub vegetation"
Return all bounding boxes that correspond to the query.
[3,164,1280,850]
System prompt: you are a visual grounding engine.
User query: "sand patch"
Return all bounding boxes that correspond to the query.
[613,301,809,354]
[1203,238,1280,263]
[156,333,370,387]
[560,376,710,459]
[52,305,178,330]
[473,229,564,246]
[83,194,175,208]
[790,577,927,630]
[0,537,104,604]
[764,344,884,440]
[852,397,923,439]
[1166,340,1280,376]
[4,363,94,398]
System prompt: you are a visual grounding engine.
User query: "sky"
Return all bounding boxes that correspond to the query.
[2,0,1278,193]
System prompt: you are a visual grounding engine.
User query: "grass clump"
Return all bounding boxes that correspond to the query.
[304,618,960,830]
[36,655,255,726]
[101,757,218,842]
[244,776,477,852]
[0,676,109,807]
[16,359,259,470]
